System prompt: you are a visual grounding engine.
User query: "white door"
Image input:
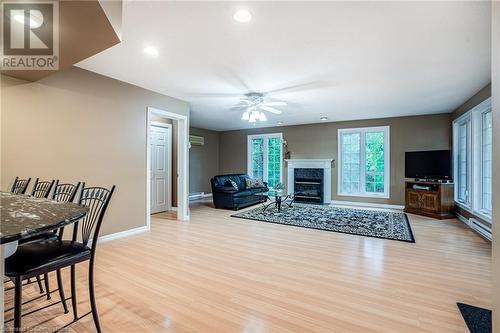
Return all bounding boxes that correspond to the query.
[150,124,171,214]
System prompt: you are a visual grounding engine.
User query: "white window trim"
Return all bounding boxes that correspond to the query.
[337,126,390,199]
[453,97,492,222]
[247,133,283,187]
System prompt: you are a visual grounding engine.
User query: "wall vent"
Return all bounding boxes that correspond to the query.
[189,135,205,146]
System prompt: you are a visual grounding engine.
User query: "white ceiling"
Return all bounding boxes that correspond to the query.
[78,1,491,131]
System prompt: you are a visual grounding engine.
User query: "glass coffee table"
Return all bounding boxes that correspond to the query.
[255,190,295,213]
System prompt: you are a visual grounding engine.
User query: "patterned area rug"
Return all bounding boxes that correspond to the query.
[457,303,492,333]
[232,203,415,242]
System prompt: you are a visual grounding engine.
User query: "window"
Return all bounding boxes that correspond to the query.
[480,111,492,213]
[453,97,492,220]
[247,133,283,188]
[338,126,390,198]
[453,114,471,206]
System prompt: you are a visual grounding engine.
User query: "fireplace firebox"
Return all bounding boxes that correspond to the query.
[294,168,324,203]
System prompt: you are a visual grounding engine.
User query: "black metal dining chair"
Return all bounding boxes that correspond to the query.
[30,178,55,198]
[10,177,31,194]
[5,184,115,333]
[52,180,81,203]
[41,180,82,300]
[12,178,54,296]
[17,179,71,297]
[5,181,83,306]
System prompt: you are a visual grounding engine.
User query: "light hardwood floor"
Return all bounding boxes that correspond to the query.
[4,201,491,332]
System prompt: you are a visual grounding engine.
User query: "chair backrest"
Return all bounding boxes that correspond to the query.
[73,183,115,249]
[31,178,55,198]
[52,180,81,203]
[10,177,31,194]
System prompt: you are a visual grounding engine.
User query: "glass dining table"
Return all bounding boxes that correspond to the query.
[0,191,88,329]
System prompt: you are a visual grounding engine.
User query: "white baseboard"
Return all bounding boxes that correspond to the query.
[331,200,404,210]
[171,206,177,211]
[92,225,150,246]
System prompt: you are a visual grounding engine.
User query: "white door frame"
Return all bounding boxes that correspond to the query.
[150,121,172,214]
[146,107,189,225]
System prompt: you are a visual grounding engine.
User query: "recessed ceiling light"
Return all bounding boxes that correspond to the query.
[277,121,284,125]
[233,9,252,23]
[320,116,328,121]
[143,46,158,56]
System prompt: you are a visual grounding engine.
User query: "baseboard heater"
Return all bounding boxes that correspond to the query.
[189,192,212,201]
[469,218,492,241]
[189,192,204,200]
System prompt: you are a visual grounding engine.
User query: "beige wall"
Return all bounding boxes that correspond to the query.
[492,1,499,330]
[219,114,452,206]
[189,127,219,194]
[1,67,190,236]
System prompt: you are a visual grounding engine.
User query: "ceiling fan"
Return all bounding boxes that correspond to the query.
[231,92,287,123]
[186,68,333,123]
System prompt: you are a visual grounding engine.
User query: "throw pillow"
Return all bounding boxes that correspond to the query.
[224,180,239,190]
[246,178,265,188]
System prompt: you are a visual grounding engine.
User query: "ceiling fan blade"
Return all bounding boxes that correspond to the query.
[260,105,282,114]
[235,99,251,105]
[230,106,249,111]
[215,67,252,92]
[266,81,332,95]
[188,92,243,98]
[264,101,287,107]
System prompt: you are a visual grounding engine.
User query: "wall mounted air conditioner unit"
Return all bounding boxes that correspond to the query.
[189,135,205,146]
[469,218,492,241]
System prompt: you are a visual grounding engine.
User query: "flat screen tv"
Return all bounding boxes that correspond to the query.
[405,150,452,181]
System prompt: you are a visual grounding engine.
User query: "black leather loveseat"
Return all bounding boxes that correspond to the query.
[210,174,269,210]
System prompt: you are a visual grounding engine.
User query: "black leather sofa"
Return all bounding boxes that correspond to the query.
[210,174,269,210]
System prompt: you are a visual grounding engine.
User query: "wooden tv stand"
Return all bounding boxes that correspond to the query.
[404,180,454,219]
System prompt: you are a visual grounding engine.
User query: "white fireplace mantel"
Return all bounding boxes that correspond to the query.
[285,159,333,169]
[285,159,334,203]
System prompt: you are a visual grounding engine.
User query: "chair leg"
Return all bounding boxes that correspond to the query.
[70,265,78,320]
[14,276,22,331]
[89,262,102,333]
[44,273,51,300]
[56,269,69,314]
[36,275,44,294]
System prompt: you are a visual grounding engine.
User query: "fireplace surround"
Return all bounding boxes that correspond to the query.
[294,168,324,202]
[285,159,333,204]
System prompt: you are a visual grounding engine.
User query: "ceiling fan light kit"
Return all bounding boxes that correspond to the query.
[244,110,268,123]
[234,92,285,123]
[249,112,257,123]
